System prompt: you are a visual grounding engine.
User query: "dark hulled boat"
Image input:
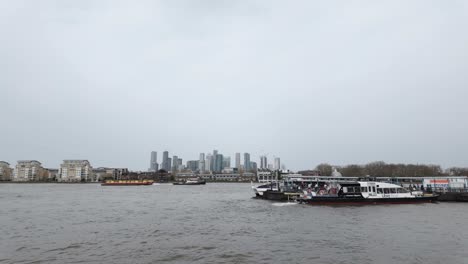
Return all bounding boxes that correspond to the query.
[101,180,154,186]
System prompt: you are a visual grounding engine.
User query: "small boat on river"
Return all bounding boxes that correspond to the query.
[101,180,154,186]
[173,178,206,185]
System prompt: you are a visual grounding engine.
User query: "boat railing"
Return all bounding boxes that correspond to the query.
[426,187,468,194]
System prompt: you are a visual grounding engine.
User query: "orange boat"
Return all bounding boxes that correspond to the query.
[101,180,154,186]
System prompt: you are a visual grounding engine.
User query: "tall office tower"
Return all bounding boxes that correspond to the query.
[251,162,257,171]
[172,156,178,172]
[177,158,183,171]
[149,151,158,172]
[162,151,169,171]
[222,156,231,169]
[199,153,205,172]
[260,156,267,169]
[274,157,281,170]
[186,160,198,172]
[235,153,241,169]
[244,153,251,171]
[214,154,223,172]
[212,150,218,172]
[205,154,212,172]
[167,158,172,171]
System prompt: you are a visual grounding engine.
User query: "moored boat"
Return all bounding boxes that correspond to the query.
[101,180,154,186]
[297,181,438,205]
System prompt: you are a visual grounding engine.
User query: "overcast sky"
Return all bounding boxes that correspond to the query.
[1,0,468,170]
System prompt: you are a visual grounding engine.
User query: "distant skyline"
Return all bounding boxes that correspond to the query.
[1,1,468,170]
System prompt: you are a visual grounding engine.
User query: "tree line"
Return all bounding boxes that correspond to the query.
[315,161,468,177]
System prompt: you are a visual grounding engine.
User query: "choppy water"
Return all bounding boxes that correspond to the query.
[0,183,467,264]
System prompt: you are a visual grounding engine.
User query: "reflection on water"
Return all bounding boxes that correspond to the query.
[0,183,467,264]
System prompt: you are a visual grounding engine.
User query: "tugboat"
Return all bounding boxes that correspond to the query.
[297,181,438,205]
[101,180,154,186]
[173,177,206,185]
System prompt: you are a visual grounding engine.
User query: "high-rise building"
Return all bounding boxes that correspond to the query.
[223,156,231,169]
[235,153,241,169]
[199,153,205,172]
[260,156,267,169]
[162,151,169,171]
[149,151,158,172]
[274,157,281,170]
[251,162,257,171]
[186,160,199,172]
[167,158,172,171]
[13,160,46,181]
[58,160,93,182]
[244,153,251,171]
[172,156,178,172]
[177,158,183,171]
[205,154,212,172]
[214,154,223,172]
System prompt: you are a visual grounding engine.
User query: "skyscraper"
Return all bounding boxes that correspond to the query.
[162,151,169,171]
[172,156,178,172]
[235,153,241,169]
[260,156,267,169]
[215,154,223,172]
[244,153,251,171]
[205,154,212,172]
[167,157,172,171]
[199,153,205,172]
[223,156,231,169]
[149,151,158,172]
[212,150,218,171]
[274,157,281,170]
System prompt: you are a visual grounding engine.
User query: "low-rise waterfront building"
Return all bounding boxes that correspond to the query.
[13,160,47,181]
[0,161,12,181]
[46,168,59,181]
[94,167,128,181]
[58,160,93,182]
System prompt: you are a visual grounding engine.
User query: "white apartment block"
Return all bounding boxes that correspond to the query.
[13,160,44,181]
[58,160,93,182]
[0,161,12,181]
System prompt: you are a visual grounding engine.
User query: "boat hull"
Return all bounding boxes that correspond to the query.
[101,182,153,186]
[173,182,206,185]
[298,196,438,205]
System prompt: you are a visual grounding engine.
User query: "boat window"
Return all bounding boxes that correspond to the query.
[390,188,397,194]
[377,188,383,194]
[384,189,390,194]
[397,188,409,193]
[372,187,376,193]
[361,187,366,192]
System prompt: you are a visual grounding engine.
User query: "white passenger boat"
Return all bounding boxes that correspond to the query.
[252,182,279,197]
[297,181,438,205]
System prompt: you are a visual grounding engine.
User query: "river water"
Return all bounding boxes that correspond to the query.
[0,183,467,264]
